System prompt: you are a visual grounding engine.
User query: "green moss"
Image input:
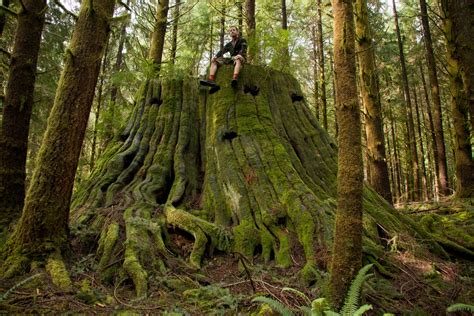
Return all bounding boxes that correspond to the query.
[97,222,119,270]
[46,252,72,289]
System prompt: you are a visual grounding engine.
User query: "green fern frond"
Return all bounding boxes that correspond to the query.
[341,264,373,316]
[311,297,332,316]
[446,303,474,313]
[0,273,42,302]
[252,296,294,316]
[353,304,373,316]
[323,311,340,316]
[282,287,311,305]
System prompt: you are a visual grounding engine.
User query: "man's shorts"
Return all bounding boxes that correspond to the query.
[215,55,246,65]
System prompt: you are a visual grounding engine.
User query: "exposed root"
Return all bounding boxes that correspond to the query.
[165,204,232,268]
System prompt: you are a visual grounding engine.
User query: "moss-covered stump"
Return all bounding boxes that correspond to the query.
[71,65,448,296]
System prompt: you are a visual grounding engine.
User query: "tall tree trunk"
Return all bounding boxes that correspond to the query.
[330,0,363,309]
[311,24,320,120]
[419,63,439,199]
[237,0,243,32]
[245,0,256,63]
[105,4,130,150]
[1,0,116,286]
[91,41,110,171]
[219,3,225,51]
[413,87,429,201]
[419,0,449,196]
[170,0,180,64]
[280,0,290,68]
[439,0,474,197]
[149,0,170,72]
[392,0,420,201]
[316,0,328,130]
[0,0,46,239]
[354,0,392,205]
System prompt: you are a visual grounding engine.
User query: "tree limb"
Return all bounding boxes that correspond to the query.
[53,0,78,20]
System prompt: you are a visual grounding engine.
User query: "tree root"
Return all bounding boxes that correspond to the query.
[164,204,232,268]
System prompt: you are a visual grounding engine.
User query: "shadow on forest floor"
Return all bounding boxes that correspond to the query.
[0,199,473,315]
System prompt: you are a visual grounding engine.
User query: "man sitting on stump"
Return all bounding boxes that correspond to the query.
[200,26,247,94]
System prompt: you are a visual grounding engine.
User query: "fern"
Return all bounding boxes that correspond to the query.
[282,287,311,305]
[252,296,294,316]
[340,264,373,316]
[0,273,42,303]
[446,303,474,313]
[353,304,373,316]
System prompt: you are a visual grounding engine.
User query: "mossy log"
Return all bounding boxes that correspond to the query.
[71,65,448,296]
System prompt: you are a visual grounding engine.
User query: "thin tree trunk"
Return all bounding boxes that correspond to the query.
[329,52,337,137]
[355,0,393,204]
[149,0,170,71]
[413,87,429,201]
[237,1,243,32]
[419,0,449,196]
[281,0,290,68]
[439,0,474,197]
[330,0,363,309]
[170,0,180,64]
[105,3,130,150]
[419,63,439,199]
[245,0,256,63]
[388,98,402,200]
[316,0,328,130]
[311,24,320,120]
[2,0,116,286]
[91,41,110,171]
[0,0,46,237]
[219,3,225,51]
[392,0,420,201]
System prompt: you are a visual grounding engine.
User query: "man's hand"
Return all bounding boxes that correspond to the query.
[211,56,218,63]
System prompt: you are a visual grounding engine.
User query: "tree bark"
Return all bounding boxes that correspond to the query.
[1,0,116,287]
[0,0,46,239]
[413,87,429,201]
[392,0,420,201]
[354,0,393,205]
[245,0,256,63]
[311,24,320,120]
[280,0,290,68]
[149,0,170,71]
[170,0,180,64]
[439,0,474,197]
[330,0,363,309]
[419,0,449,196]
[419,63,439,198]
[316,0,328,130]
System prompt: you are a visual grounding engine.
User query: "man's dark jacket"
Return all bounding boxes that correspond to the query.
[216,37,247,58]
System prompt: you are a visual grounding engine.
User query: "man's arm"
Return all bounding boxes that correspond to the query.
[236,38,247,57]
[215,42,231,58]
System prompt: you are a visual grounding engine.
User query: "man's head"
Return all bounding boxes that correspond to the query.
[228,26,239,39]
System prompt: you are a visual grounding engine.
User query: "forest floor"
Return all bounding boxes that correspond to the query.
[0,199,473,315]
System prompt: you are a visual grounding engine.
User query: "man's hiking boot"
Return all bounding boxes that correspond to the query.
[209,85,221,94]
[200,79,217,87]
[231,79,238,88]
